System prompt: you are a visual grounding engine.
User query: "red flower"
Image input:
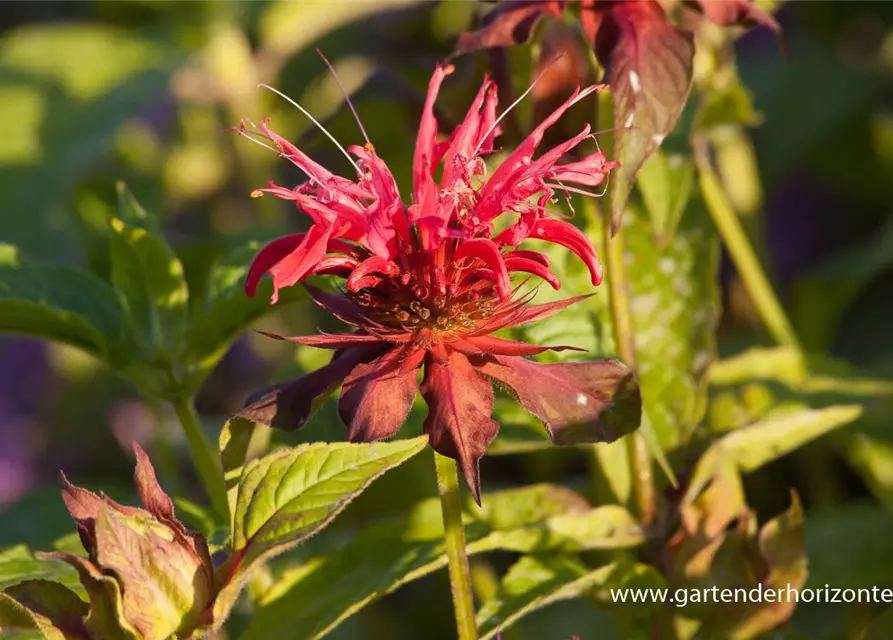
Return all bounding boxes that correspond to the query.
[238,66,641,503]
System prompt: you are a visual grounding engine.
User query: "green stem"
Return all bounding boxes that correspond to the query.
[434,452,478,640]
[172,397,230,523]
[602,207,657,527]
[694,139,804,360]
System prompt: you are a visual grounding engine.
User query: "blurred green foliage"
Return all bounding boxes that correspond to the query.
[0,1,893,639]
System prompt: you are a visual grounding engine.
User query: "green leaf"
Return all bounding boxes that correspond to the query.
[108,209,189,364]
[477,556,637,640]
[0,547,81,597]
[687,405,864,502]
[244,484,644,639]
[184,242,303,389]
[0,244,125,359]
[219,417,258,523]
[636,148,695,243]
[213,437,429,628]
[0,592,66,640]
[2,580,88,640]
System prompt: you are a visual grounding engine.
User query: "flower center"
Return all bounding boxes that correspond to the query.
[349,280,500,336]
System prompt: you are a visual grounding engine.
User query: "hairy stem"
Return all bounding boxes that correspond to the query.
[603,209,657,526]
[694,139,803,361]
[434,452,478,640]
[172,397,230,523]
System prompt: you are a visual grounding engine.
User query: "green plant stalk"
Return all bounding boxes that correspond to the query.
[173,397,230,523]
[603,210,657,527]
[434,452,478,640]
[694,139,803,360]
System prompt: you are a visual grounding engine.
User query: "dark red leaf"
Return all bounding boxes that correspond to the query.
[687,0,781,34]
[132,443,175,522]
[592,0,694,233]
[340,347,421,442]
[473,355,641,444]
[455,0,566,55]
[421,350,500,505]
[238,346,385,430]
[59,472,103,557]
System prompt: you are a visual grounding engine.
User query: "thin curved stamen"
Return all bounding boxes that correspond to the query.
[259,83,362,175]
[316,48,372,147]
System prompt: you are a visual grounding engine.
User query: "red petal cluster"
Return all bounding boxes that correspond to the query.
[239,66,640,503]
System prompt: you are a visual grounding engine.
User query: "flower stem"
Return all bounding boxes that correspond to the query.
[694,139,804,361]
[602,208,657,527]
[172,397,230,523]
[434,452,478,640]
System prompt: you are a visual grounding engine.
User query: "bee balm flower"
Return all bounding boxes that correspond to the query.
[239,65,641,503]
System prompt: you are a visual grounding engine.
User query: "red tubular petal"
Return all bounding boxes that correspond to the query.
[502,249,551,267]
[346,257,401,293]
[531,218,603,285]
[245,234,306,298]
[441,78,492,188]
[421,350,500,505]
[238,346,385,430]
[267,225,334,299]
[551,152,617,187]
[308,255,359,277]
[339,347,421,442]
[255,330,391,349]
[303,284,368,327]
[472,355,641,445]
[503,256,561,290]
[471,294,591,335]
[413,65,452,202]
[463,335,584,356]
[257,118,338,185]
[453,238,512,301]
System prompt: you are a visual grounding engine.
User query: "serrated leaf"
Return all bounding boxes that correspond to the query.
[212,437,429,629]
[687,405,864,502]
[0,592,66,640]
[0,244,125,359]
[184,242,303,388]
[476,556,622,640]
[596,0,694,232]
[2,580,88,640]
[108,212,189,363]
[244,484,644,639]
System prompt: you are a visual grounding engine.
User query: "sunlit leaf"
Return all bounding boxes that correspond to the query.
[2,580,88,640]
[212,437,429,629]
[477,557,646,640]
[244,484,644,639]
[687,405,864,502]
[108,206,189,364]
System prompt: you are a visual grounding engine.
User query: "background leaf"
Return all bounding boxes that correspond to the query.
[0,244,124,359]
